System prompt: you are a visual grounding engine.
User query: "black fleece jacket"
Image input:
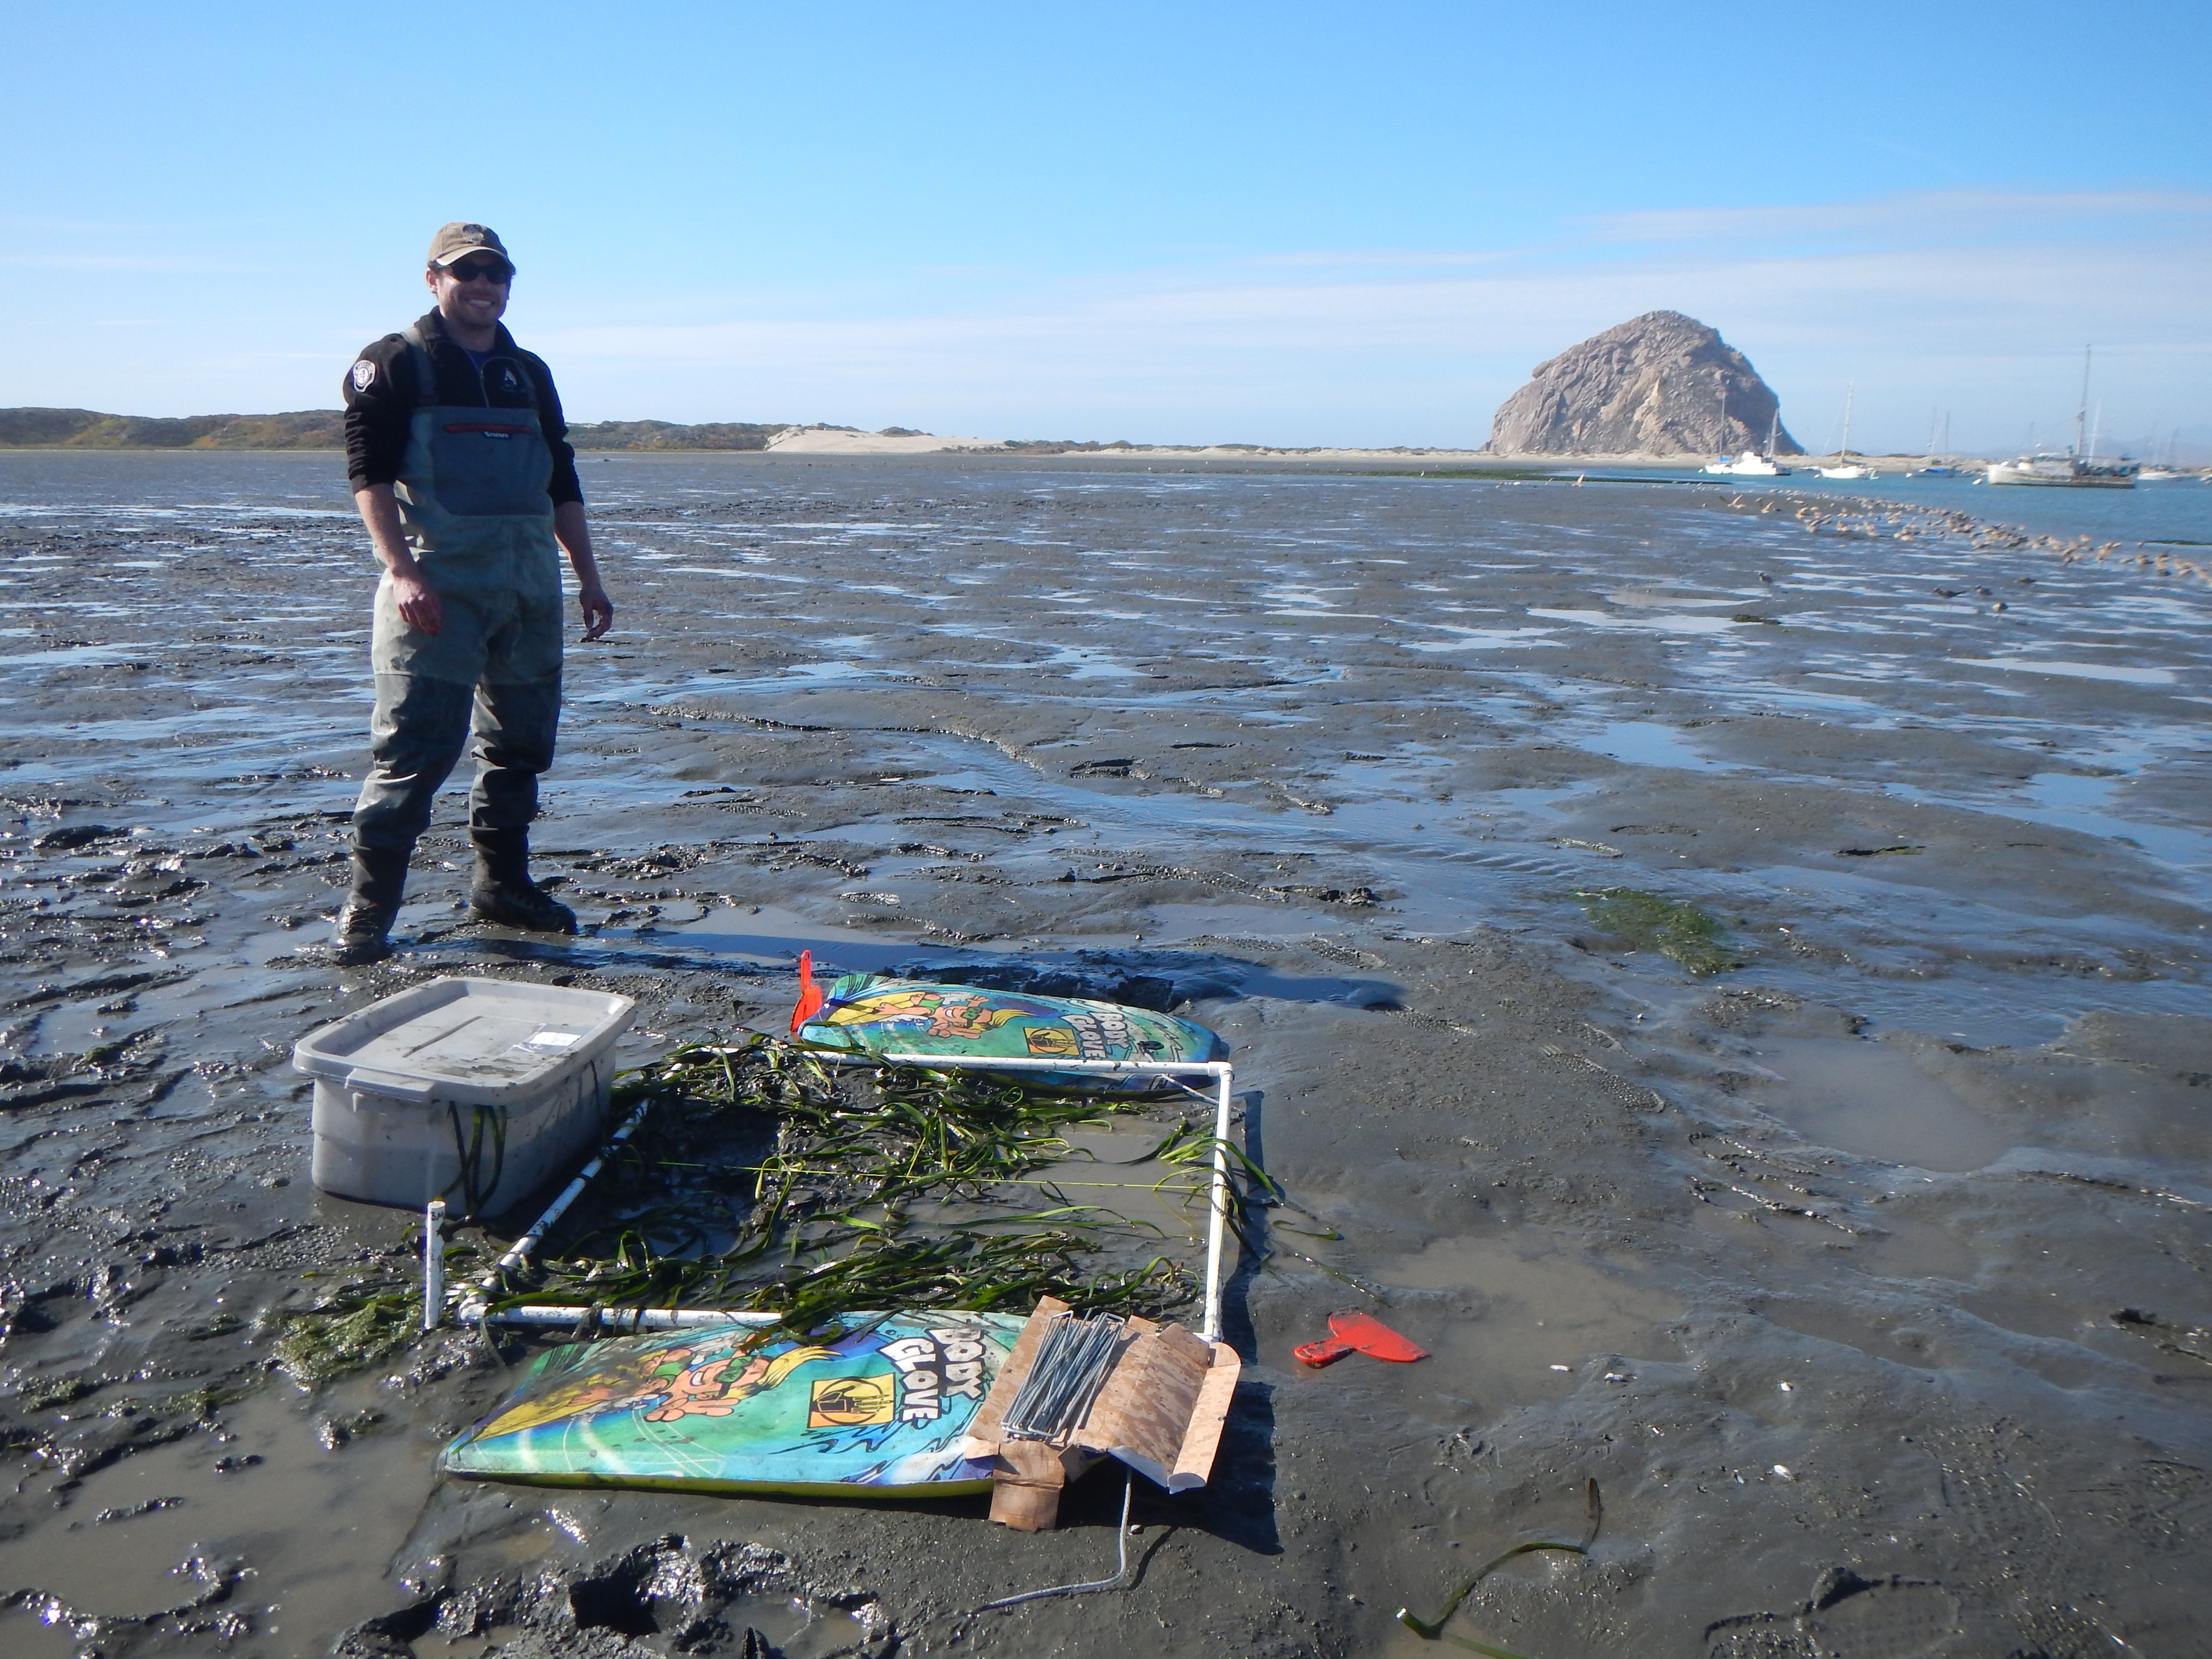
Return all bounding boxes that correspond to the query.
[342,309,584,505]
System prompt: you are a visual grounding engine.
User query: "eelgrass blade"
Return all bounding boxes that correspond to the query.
[1397,1480,1602,1642]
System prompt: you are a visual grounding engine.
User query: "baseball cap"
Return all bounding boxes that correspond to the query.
[427,222,513,269]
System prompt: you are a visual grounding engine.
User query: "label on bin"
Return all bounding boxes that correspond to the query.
[524,1030,581,1050]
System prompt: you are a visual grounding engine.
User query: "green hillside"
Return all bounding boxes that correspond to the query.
[563,419,785,451]
[0,409,794,452]
[0,407,347,448]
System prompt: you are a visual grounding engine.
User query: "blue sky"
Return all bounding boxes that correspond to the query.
[5,2,2208,454]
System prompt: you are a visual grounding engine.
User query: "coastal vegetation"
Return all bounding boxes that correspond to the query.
[0,406,345,449]
[0,406,1163,454]
[0,406,797,453]
[564,418,787,451]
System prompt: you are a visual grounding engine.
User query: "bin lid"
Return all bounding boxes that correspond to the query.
[293,977,636,1105]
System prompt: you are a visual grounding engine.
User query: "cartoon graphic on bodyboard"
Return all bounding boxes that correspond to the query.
[791,968,1224,1092]
[442,1313,1027,1496]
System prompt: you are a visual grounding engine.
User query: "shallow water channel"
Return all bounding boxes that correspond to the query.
[0,451,2206,1657]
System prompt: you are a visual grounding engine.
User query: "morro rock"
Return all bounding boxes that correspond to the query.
[1487,311,1800,456]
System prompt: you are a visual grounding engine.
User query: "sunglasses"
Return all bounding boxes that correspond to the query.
[443,259,513,284]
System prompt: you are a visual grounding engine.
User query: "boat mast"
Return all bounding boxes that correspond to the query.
[2074,346,2092,457]
[1840,382,1854,457]
[1766,409,1779,459]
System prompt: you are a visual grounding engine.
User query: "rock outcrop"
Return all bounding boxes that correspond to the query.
[1487,311,1800,456]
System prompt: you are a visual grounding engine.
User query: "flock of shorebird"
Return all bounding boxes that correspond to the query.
[1718,494,2207,586]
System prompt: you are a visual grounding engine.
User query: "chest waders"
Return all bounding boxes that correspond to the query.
[337,327,577,962]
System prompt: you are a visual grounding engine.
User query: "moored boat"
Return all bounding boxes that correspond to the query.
[1991,346,2137,487]
[1986,453,2137,489]
[1815,385,1875,477]
[1703,409,1794,476]
[1704,450,1792,477]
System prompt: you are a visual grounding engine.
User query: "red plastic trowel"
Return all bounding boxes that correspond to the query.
[789,950,825,1035]
[1294,1310,1429,1367]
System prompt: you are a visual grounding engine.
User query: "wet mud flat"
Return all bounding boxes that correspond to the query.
[0,451,2207,1657]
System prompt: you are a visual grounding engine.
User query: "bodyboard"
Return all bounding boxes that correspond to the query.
[793,972,1224,1092]
[442,1312,1027,1497]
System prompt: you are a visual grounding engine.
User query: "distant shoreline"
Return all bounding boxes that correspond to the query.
[1,407,1991,465]
[0,443,1993,469]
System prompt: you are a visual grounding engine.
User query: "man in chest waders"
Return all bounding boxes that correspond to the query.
[335,222,613,965]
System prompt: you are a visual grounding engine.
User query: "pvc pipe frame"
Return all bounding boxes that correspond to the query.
[434,1055,1238,1345]
[421,1198,446,1333]
[445,1095,655,1328]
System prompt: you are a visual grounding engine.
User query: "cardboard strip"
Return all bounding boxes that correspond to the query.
[1082,1319,1210,1485]
[1166,1341,1240,1493]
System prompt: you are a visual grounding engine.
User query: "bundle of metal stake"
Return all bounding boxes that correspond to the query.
[998,1311,1129,1440]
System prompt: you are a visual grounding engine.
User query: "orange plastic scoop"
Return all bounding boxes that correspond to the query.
[789,950,825,1035]
[1329,1310,1428,1362]
[1293,1310,1429,1367]
[1293,1334,1355,1367]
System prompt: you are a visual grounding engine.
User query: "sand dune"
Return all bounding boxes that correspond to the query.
[764,424,1007,455]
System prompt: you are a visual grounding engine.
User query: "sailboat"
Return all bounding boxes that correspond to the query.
[1908,410,1960,476]
[1704,409,1795,476]
[2137,429,2191,481]
[1817,384,1876,478]
[1988,349,2138,488]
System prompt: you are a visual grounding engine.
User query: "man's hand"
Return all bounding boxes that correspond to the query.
[390,568,445,635]
[577,582,613,642]
[354,483,445,634]
[555,501,613,642]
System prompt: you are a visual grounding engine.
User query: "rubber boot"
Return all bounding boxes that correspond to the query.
[469,827,577,935]
[333,848,410,965]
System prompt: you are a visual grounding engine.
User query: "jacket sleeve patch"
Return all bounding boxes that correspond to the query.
[351,358,377,391]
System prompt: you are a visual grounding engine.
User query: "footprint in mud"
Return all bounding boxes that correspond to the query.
[1363,1235,1683,1410]
[0,1382,434,1642]
[1744,1037,2014,1173]
[1707,1569,1961,1659]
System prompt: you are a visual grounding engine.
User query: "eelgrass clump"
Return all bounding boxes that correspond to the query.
[1573,887,1740,976]
[273,1283,419,1386]
[14,1374,104,1412]
[484,1037,1207,1346]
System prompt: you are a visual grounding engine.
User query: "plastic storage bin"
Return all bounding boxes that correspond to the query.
[295,977,636,1216]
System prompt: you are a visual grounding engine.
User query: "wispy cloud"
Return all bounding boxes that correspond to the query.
[11,189,2204,452]
[1579,188,2212,246]
[530,189,2211,448]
